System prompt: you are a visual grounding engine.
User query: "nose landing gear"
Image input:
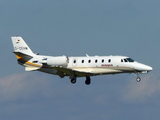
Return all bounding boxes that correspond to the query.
[135,72,141,82]
[136,77,141,82]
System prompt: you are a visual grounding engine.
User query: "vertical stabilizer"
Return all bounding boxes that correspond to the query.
[11,36,34,55]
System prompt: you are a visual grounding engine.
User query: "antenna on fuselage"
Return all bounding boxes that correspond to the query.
[86,54,89,57]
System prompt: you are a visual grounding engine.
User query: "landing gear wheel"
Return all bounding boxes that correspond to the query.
[136,77,141,82]
[85,80,91,85]
[71,79,76,84]
[85,76,91,85]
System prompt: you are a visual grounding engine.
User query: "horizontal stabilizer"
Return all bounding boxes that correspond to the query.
[25,67,40,71]
[13,52,33,58]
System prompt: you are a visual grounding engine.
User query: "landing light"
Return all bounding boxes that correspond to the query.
[141,71,148,74]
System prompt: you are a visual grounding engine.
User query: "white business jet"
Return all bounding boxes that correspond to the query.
[11,36,152,85]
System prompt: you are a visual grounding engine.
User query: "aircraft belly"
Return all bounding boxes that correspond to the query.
[94,68,121,74]
[93,67,134,74]
[71,67,134,75]
[91,67,122,74]
[71,68,93,73]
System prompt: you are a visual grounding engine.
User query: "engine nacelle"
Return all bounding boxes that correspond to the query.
[46,56,68,67]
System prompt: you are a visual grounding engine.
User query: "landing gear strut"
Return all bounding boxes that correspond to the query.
[135,72,141,82]
[85,76,91,85]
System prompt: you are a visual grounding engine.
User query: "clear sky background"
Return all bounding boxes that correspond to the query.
[0,0,160,120]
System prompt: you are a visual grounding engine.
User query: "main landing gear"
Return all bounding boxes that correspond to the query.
[70,76,91,85]
[85,76,91,85]
[71,77,76,84]
[135,72,141,82]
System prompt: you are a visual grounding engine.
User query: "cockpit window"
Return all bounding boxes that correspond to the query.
[126,58,134,62]
[124,59,128,62]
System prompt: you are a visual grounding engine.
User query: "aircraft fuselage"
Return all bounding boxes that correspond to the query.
[12,36,153,85]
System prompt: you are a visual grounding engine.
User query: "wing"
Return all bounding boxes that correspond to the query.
[53,67,95,77]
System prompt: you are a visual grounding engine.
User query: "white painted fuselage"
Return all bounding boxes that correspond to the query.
[20,55,152,76]
[11,36,153,85]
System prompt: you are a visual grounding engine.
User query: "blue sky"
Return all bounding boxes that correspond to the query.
[0,0,160,120]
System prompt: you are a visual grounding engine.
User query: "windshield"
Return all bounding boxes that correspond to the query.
[126,58,134,62]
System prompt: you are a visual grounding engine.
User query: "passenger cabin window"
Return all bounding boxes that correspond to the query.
[95,59,98,63]
[73,60,76,63]
[82,60,84,63]
[88,60,91,63]
[108,59,111,63]
[102,59,104,63]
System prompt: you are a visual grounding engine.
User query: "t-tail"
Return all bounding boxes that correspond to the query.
[11,36,34,56]
[11,36,36,66]
[11,36,43,71]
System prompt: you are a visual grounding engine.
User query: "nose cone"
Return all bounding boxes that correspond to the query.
[145,65,153,71]
[140,64,153,73]
[135,62,153,72]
